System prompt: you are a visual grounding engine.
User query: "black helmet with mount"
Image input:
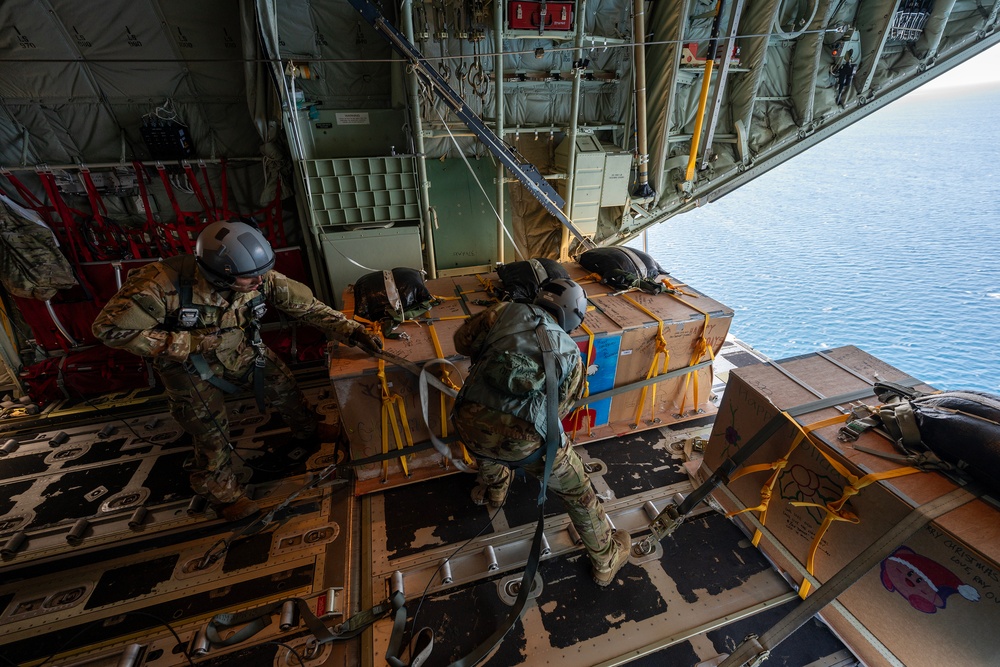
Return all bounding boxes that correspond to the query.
[195,221,276,287]
[533,278,587,333]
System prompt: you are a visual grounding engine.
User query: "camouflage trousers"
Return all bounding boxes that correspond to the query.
[158,348,318,505]
[454,402,615,569]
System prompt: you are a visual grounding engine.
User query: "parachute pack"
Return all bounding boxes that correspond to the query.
[578,247,668,292]
[495,258,568,302]
[841,382,1000,496]
[353,267,435,330]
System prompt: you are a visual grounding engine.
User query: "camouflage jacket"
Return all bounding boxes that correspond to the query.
[92,259,363,372]
[454,302,583,436]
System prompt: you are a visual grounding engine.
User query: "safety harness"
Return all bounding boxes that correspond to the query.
[440,315,567,667]
[163,255,269,412]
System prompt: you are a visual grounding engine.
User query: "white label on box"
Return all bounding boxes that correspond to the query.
[336,112,370,125]
[620,350,632,356]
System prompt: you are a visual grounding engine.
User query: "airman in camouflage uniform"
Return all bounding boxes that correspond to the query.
[93,221,381,520]
[453,282,631,586]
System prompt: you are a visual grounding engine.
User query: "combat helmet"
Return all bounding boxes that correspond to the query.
[533,278,587,333]
[195,220,276,287]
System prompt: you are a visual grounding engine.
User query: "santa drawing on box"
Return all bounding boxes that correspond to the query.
[880,546,981,614]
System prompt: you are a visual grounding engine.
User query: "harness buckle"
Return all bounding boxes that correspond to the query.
[253,341,267,366]
[837,420,867,442]
[251,301,267,320]
[177,307,200,328]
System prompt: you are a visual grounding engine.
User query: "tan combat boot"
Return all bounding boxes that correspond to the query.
[470,482,508,509]
[470,466,512,509]
[592,529,632,587]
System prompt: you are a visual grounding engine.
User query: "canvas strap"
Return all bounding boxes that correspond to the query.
[717,483,981,667]
[446,320,560,667]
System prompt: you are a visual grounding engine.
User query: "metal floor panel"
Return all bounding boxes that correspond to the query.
[365,421,858,666]
[0,482,355,666]
[0,388,342,563]
[370,511,796,666]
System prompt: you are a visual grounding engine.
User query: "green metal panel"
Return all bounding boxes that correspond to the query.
[426,158,513,271]
[319,226,424,309]
[304,109,407,159]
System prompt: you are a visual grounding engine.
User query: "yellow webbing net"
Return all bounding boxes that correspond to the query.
[727,410,922,599]
[621,294,671,426]
[790,431,921,598]
[373,325,414,481]
[664,292,715,416]
[474,274,494,293]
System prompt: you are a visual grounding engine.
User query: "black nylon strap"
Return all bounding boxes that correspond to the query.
[246,295,268,413]
[536,321,561,505]
[205,594,399,648]
[385,590,414,667]
[449,504,546,667]
[445,321,562,667]
[187,354,243,394]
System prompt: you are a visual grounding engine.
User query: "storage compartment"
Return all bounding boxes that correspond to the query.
[702,347,1000,667]
[554,137,632,235]
[304,156,420,230]
[508,1,574,32]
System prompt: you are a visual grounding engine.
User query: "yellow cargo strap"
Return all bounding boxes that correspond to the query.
[621,294,670,426]
[424,314,469,322]
[375,327,415,481]
[569,321,596,439]
[667,293,715,416]
[474,274,494,292]
[659,277,698,297]
[726,414,849,549]
[775,413,922,599]
[427,321,474,466]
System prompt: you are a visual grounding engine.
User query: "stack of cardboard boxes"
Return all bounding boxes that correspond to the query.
[330,263,733,493]
[703,346,1000,666]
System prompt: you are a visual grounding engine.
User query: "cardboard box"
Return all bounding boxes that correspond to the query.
[333,266,732,492]
[330,275,475,494]
[565,264,730,443]
[703,346,1000,667]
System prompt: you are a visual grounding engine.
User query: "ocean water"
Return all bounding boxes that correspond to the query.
[635,84,1000,393]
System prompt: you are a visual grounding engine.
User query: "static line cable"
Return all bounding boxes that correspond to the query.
[432,104,527,260]
[0,27,852,65]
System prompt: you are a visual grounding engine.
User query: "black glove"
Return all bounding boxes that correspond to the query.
[349,328,383,355]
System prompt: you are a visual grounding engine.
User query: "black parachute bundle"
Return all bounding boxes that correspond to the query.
[495,258,569,303]
[353,267,435,330]
[578,247,667,292]
[864,384,1000,496]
